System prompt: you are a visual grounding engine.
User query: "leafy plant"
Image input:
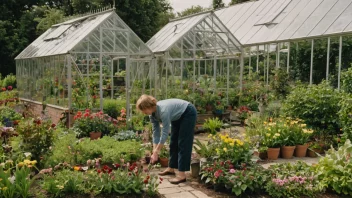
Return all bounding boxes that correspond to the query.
[103,99,125,119]
[193,139,215,159]
[270,68,290,99]
[313,139,352,196]
[159,146,169,158]
[203,117,222,134]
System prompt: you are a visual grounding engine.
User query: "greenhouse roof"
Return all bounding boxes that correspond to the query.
[16,10,152,59]
[215,0,352,46]
[147,11,242,53]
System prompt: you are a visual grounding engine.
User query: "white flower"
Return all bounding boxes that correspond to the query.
[8,176,15,184]
[24,152,32,157]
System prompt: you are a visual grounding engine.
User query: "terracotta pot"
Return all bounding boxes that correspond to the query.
[90,132,102,140]
[267,148,280,160]
[281,146,296,159]
[159,157,169,167]
[294,144,308,157]
[307,149,319,157]
[205,104,213,112]
[259,151,268,160]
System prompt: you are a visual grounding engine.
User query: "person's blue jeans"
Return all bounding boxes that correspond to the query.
[169,103,197,171]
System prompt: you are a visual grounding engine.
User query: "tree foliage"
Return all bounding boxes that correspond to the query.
[229,0,250,5]
[213,0,225,9]
[177,6,207,17]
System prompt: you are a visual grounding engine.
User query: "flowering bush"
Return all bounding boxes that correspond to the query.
[266,161,322,198]
[266,175,321,198]
[200,161,271,196]
[237,106,251,121]
[209,133,253,165]
[73,109,116,137]
[16,118,55,163]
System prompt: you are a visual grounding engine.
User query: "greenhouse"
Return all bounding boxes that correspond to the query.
[215,0,352,89]
[15,8,154,118]
[147,11,243,113]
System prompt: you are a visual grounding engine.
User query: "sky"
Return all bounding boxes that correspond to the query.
[170,0,232,13]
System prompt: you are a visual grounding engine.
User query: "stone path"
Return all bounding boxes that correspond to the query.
[150,169,211,198]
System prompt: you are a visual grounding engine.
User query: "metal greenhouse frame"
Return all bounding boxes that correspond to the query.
[216,0,352,90]
[147,11,243,106]
[15,8,154,120]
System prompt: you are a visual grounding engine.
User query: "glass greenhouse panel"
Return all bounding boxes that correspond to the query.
[291,0,336,39]
[325,2,352,34]
[309,0,351,37]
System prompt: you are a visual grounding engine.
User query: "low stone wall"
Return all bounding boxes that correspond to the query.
[19,98,73,126]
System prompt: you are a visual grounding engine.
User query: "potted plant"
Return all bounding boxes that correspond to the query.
[203,117,223,134]
[158,146,169,167]
[261,122,282,160]
[307,143,322,157]
[294,126,314,157]
[72,109,111,140]
[258,146,268,160]
[237,106,251,126]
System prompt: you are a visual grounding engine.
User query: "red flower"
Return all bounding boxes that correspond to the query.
[97,169,101,173]
[85,109,90,113]
[1,88,6,91]
[7,86,12,90]
[143,179,148,184]
[159,177,163,181]
[51,124,56,128]
[114,163,120,169]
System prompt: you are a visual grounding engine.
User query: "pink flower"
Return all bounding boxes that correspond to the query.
[229,169,236,173]
[214,170,223,178]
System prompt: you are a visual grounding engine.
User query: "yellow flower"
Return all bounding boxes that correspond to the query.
[275,133,280,137]
[263,121,267,125]
[208,134,212,138]
[229,143,235,147]
[300,124,307,127]
[266,133,271,137]
[23,160,31,165]
[2,187,7,191]
[216,148,220,154]
[223,148,227,152]
[17,162,24,167]
[31,160,37,165]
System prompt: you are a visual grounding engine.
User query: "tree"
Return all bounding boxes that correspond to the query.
[213,0,225,9]
[229,0,250,6]
[34,7,65,35]
[177,6,207,17]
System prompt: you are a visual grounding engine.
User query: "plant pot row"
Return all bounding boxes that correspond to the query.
[262,144,320,160]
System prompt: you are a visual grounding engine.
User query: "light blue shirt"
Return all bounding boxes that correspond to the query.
[150,99,189,144]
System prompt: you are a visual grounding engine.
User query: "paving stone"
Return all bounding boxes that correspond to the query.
[180,186,195,191]
[178,182,187,187]
[190,190,211,198]
[159,181,177,189]
[159,187,183,195]
[164,191,197,198]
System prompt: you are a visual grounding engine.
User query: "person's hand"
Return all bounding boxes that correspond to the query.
[151,152,159,164]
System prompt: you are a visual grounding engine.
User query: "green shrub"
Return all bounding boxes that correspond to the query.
[103,99,126,119]
[203,117,222,134]
[282,81,341,136]
[2,74,16,88]
[338,93,352,140]
[341,67,352,94]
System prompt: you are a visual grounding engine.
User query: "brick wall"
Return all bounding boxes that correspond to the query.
[20,99,73,126]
